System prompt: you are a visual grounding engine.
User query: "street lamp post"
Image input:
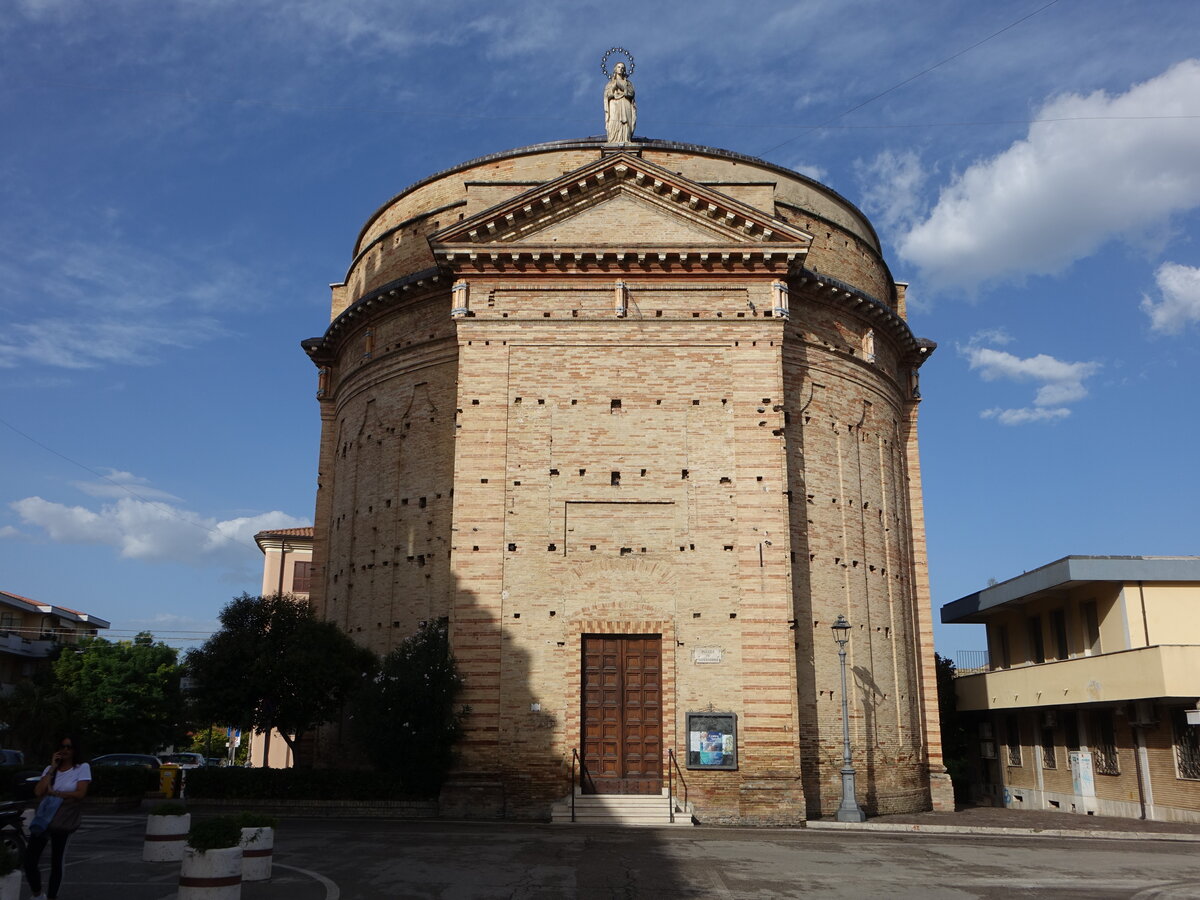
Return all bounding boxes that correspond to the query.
[832,614,866,822]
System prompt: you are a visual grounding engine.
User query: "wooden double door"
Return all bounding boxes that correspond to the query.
[581,635,663,794]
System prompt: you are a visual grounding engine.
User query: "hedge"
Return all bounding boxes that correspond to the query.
[184,767,413,800]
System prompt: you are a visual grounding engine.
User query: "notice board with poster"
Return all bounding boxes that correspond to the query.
[686,712,738,770]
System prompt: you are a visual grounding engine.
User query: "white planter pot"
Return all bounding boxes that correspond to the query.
[144,812,191,861]
[179,845,242,899]
[0,870,21,900]
[239,826,274,881]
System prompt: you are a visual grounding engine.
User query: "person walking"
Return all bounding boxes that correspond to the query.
[24,736,90,900]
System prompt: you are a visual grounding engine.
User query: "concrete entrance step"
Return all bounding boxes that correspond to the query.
[550,793,695,826]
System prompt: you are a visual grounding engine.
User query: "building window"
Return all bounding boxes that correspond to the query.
[1173,708,1200,780]
[1027,615,1045,664]
[1062,710,1081,752]
[0,612,15,631]
[1050,609,1069,660]
[292,561,314,594]
[1092,710,1119,776]
[1081,600,1101,655]
[1005,714,1022,767]
[1041,726,1057,769]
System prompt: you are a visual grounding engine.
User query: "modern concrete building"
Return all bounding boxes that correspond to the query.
[942,556,1200,823]
[300,134,950,822]
[0,589,109,695]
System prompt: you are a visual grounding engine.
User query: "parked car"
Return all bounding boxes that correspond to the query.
[90,753,161,769]
[205,757,225,768]
[159,752,206,769]
[0,749,24,766]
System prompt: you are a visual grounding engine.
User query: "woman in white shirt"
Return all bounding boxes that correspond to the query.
[24,736,90,900]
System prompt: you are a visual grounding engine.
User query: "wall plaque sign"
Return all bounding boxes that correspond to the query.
[686,712,738,770]
[693,647,723,664]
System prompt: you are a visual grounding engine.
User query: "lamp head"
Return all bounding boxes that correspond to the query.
[832,614,851,647]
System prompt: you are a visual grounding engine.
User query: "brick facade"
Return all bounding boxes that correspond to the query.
[303,138,951,821]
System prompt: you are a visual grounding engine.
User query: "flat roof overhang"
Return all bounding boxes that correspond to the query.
[941,555,1200,624]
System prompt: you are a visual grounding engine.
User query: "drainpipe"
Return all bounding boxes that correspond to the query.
[1137,581,1150,646]
[1132,721,1156,820]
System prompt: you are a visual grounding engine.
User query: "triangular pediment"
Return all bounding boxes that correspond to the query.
[430,152,813,263]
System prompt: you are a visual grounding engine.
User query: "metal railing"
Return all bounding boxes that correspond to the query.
[570,749,596,822]
[953,650,991,673]
[667,749,688,824]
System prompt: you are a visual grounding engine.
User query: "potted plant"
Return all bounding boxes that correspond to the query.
[0,844,20,900]
[144,800,191,862]
[179,816,243,899]
[237,812,278,882]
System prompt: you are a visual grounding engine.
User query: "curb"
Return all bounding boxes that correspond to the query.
[804,820,1200,842]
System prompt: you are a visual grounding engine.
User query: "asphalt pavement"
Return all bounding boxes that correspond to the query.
[25,807,1200,899]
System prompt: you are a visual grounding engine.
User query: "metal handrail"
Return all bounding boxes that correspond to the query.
[571,749,578,823]
[667,748,688,824]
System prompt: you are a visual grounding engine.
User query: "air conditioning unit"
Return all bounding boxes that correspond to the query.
[1186,709,1200,726]
[1129,701,1157,727]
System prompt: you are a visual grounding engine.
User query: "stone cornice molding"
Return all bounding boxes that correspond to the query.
[791,269,936,368]
[429,152,811,276]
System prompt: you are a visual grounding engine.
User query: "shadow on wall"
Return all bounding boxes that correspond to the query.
[853,664,886,813]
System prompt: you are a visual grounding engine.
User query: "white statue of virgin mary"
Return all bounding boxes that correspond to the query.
[604,61,636,143]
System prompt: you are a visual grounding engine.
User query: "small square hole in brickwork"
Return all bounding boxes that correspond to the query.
[720,477,731,484]
[590,545,597,551]
[756,476,763,482]
[579,468,586,476]
[620,547,632,556]
[692,399,700,405]
[571,399,577,405]
[549,468,559,476]
[547,543,556,551]
[419,497,427,508]
[641,547,647,553]
[690,543,695,550]
[402,498,409,505]
[385,499,392,507]
[640,469,647,477]
[729,613,737,619]
[513,613,520,618]
[681,469,689,479]
[656,399,662,405]
[611,398,621,410]
[508,543,517,551]
[724,545,734,551]
[692,612,701,618]
[737,312,745,317]
[472,399,479,405]
[513,480,521,486]
[514,397,521,404]
[572,309,578,317]
[692,312,700,318]
[472,546,479,551]
[655,310,663,317]
[481,478,488,484]
[537,399,545,405]
[549,611,557,617]
[543,312,551,317]
[611,471,620,486]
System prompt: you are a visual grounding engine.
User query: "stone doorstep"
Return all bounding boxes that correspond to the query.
[175,798,439,818]
[805,820,1200,842]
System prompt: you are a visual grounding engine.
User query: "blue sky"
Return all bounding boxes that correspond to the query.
[2,1,1198,660]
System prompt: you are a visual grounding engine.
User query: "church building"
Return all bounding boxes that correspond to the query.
[300,61,950,822]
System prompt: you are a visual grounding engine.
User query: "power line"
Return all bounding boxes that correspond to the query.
[0,413,265,556]
[759,0,1064,156]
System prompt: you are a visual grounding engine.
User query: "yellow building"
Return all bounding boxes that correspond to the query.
[943,556,1200,823]
[245,526,315,768]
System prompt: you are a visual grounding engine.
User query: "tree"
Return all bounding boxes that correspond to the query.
[350,619,466,794]
[186,594,374,763]
[935,652,971,801]
[47,632,186,755]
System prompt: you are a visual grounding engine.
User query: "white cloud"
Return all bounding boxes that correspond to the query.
[899,59,1200,292]
[980,407,1071,426]
[854,149,928,234]
[11,495,308,568]
[961,339,1101,426]
[1141,262,1200,334]
[72,470,182,502]
[791,161,830,184]
[0,525,21,539]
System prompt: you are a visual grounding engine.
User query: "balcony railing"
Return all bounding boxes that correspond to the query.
[953,650,990,674]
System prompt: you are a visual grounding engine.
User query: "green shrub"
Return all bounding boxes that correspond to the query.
[187,816,242,852]
[236,811,278,829]
[149,801,188,816]
[184,766,409,801]
[88,765,159,798]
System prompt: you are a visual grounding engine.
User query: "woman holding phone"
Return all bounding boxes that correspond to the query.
[24,736,90,900]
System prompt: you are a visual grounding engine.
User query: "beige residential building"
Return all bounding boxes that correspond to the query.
[943,556,1200,823]
[0,589,109,695]
[247,526,315,768]
[301,135,951,822]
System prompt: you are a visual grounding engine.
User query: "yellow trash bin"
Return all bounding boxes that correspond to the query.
[159,763,182,798]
